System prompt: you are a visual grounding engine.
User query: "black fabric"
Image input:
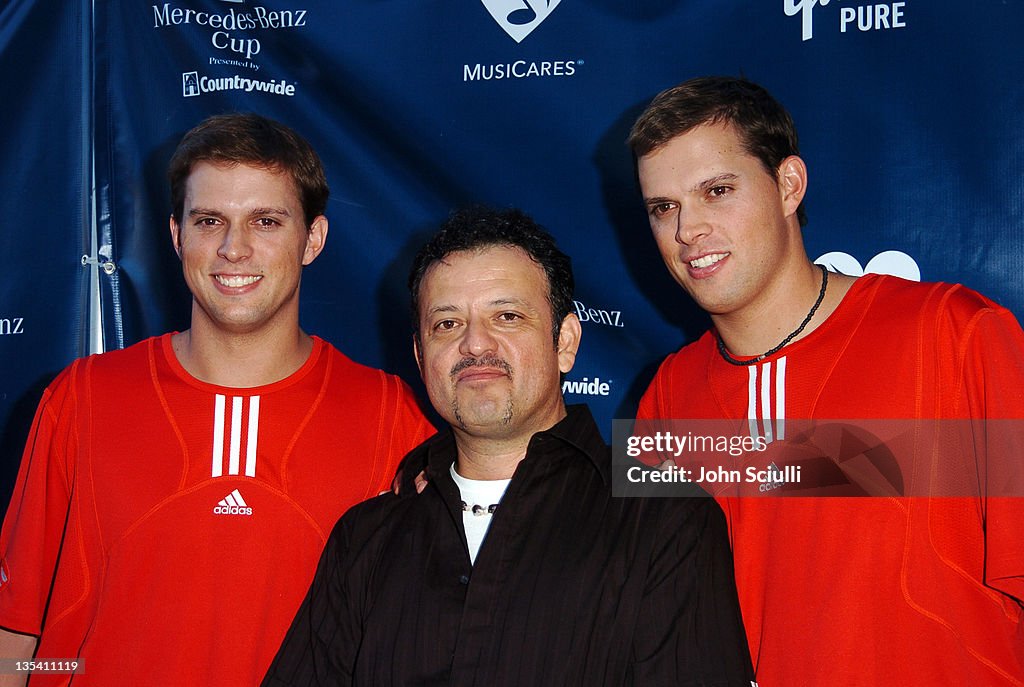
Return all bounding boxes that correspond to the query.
[263,405,753,686]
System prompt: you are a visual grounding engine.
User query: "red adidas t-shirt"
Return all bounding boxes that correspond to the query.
[639,275,1024,685]
[0,334,434,685]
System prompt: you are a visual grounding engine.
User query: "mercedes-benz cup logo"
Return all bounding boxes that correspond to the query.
[481,0,561,43]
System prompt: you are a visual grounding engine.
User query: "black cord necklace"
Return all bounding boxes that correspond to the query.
[716,264,829,366]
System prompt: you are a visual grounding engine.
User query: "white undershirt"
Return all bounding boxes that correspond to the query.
[449,464,511,565]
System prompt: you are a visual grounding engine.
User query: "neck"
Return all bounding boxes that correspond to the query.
[172,310,312,387]
[452,404,567,480]
[453,442,525,481]
[713,260,842,358]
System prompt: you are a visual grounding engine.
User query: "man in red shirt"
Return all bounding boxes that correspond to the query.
[630,76,1024,685]
[0,114,433,685]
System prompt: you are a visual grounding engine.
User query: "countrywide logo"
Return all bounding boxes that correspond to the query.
[181,72,296,98]
[562,376,612,397]
[481,0,561,43]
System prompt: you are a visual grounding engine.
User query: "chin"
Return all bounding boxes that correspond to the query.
[453,399,514,431]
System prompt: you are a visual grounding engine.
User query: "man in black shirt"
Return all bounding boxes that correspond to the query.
[263,206,754,686]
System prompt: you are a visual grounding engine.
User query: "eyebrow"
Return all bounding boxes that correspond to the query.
[643,173,741,207]
[426,304,460,317]
[489,298,528,308]
[424,298,532,318]
[249,207,291,217]
[691,173,738,194]
[188,207,223,218]
[187,206,292,218]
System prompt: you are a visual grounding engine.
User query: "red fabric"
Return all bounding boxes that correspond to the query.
[0,334,434,686]
[638,275,1024,686]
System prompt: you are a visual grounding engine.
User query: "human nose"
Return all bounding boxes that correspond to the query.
[675,205,712,245]
[217,224,252,262]
[458,318,497,357]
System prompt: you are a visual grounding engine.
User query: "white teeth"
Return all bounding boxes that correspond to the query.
[215,275,262,287]
[689,253,727,269]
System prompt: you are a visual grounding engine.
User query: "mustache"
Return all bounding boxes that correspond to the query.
[450,355,513,378]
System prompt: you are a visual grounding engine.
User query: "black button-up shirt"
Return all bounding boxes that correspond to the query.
[264,406,753,686]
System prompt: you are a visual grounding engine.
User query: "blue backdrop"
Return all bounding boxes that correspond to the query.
[2,0,1022,505]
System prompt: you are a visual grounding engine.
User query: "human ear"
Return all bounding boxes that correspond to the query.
[302,215,329,266]
[556,313,582,374]
[777,155,807,219]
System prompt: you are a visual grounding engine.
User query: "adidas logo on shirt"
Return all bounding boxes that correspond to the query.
[213,488,253,516]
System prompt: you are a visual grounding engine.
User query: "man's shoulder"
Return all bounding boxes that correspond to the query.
[314,341,429,436]
[859,273,996,311]
[328,487,424,549]
[857,274,1013,331]
[653,330,716,379]
[654,490,726,525]
[621,488,729,548]
[54,335,162,386]
[316,338,413,388]
[339,490,403,524]
[27,337,164,421]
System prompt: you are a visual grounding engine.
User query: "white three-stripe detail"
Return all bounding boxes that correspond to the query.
[212,395,226,478]
[229,397,243,476]
[747,357,786,444]
[211,395,261,477]
[775,356,787,441]
[246,396,259,478]
[760,361,774,443]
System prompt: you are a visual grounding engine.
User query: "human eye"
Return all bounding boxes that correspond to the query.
[254,216,281,229]
[647,201,676,219]
[433,319,458,332]
[707,184,732,199]
[496,312,522,323]
[193,216,221,230]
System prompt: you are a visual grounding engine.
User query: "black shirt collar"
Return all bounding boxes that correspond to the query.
[421,404,609,486]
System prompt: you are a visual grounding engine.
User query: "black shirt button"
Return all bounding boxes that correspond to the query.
[458,574,470,585]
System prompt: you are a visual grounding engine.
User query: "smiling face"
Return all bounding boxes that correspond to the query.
[637,122,806,320]
[414,245,580,443]
[170,161,327,339]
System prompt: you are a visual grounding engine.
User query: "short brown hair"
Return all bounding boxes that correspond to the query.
[629,76,807,226]
[167,113,329,227]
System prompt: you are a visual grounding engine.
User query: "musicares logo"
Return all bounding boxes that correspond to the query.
[481,0,561,43]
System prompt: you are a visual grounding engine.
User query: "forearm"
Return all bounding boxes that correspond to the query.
[0,629,38,687]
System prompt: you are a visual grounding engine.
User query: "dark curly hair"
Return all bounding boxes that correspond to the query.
[408,206,574,345]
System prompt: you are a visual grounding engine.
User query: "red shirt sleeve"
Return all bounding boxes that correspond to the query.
[959,304,1024,604]
[0,364,78,635]
[372,374,435,494]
